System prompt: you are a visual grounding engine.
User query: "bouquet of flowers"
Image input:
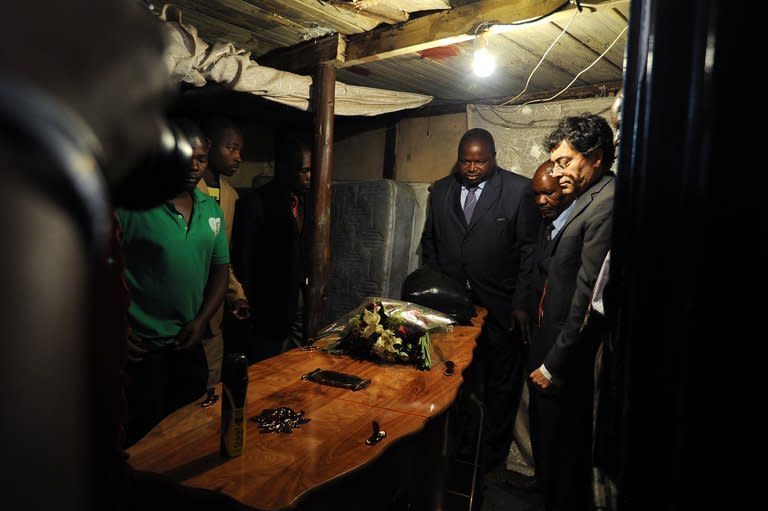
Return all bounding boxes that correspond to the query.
[316,298,456,370]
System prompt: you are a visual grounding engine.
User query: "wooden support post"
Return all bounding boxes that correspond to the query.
[305,61,336,339]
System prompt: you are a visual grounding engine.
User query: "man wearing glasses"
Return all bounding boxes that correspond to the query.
[527,114,616,511]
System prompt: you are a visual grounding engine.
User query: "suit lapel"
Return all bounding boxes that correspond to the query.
[465,168,501,234]
[445,176,465,226]
[549,174,613,255]
[442,174,467,228]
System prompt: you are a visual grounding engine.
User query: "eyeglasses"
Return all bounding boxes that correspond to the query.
[549,143,601,174]
[549,156,579,175]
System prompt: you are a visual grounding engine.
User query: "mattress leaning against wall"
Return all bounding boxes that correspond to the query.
[404,182,431,275]
[327,180,417,323]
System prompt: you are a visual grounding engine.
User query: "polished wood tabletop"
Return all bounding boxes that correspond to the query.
[127,307,486,510]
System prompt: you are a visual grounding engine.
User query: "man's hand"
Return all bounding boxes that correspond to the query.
[126,330,147,362]
[509,309,531,344]
[529,368,551,390]
[175,318,206,350]
[230,298,251,320]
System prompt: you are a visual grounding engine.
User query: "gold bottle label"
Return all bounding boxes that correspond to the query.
[221,386,246,457]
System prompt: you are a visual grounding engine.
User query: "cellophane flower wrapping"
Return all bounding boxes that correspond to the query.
[315,298,456,370]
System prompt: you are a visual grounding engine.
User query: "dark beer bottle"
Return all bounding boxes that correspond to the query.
[220,352,248,458]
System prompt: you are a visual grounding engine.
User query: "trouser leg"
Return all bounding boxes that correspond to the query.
[481,318,524,471]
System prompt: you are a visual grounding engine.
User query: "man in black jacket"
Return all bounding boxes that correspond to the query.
[231,136,311,362]
[421,128,539,474]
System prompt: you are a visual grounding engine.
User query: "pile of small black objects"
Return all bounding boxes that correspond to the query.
[250,407,310,434]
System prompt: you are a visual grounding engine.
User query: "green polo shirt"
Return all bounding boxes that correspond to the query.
[118,189,230,350]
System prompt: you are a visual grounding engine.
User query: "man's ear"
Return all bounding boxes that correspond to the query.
[590,148,604,170]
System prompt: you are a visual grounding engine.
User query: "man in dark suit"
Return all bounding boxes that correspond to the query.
[530,160,574,320]
[527,114,616,511]
[421,128,540,475]
[503,160,576,489]
[231,137,311,362]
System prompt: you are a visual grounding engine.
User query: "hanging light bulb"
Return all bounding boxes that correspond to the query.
[472,31,496,77]
[473,47,496,77]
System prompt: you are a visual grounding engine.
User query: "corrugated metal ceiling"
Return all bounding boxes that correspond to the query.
[155,0,629,106]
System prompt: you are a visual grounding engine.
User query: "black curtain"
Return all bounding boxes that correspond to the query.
[612,1,749,509]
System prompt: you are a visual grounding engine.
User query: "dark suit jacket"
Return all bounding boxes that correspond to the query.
[528,174,615,382]
[421,167,540,329]
[230,180,308,340]
[529,220,555,320]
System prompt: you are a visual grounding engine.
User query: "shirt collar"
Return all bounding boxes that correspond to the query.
[462,180,487,192]
[191,187,211,204]
[552,200,576,233]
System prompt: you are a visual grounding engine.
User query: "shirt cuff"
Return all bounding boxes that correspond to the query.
[539,364,552,382]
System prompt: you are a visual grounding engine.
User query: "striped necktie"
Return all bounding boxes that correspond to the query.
[463,186,478,223]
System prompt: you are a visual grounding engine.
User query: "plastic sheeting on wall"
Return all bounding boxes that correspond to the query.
[160,5,432,116]
[467,97,616,178]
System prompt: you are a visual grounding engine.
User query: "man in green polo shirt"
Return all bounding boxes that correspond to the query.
[118,119,229,446]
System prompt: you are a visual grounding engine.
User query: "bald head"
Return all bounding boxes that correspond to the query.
[532,160,569,219]
[457,128,497,186]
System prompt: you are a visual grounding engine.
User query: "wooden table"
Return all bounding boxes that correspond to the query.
[127,308,486,510]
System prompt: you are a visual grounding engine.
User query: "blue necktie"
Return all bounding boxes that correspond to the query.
[463,186,477,223]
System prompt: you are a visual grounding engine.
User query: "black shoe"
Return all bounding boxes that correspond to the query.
[200,387,219,408]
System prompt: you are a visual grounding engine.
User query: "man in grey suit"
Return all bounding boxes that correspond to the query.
[421,128,539,476]
[527,114,615,511]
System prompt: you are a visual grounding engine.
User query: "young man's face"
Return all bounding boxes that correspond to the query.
[209,127,243,177]
[293,147,311,194]
[184,136,208,191]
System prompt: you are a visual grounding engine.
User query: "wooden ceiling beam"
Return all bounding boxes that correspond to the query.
[341,0,570,67]
[329,1,410,24]
[258,34,347,74]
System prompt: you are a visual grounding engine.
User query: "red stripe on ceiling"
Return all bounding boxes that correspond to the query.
[418,45,461,61]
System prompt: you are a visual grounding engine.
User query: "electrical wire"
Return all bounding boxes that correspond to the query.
[498,9,579,106]
[471,0,571,36]
[521,25,628,106]
[474,21,494,36]
[473,106,561,129]
[472,103,612,130]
